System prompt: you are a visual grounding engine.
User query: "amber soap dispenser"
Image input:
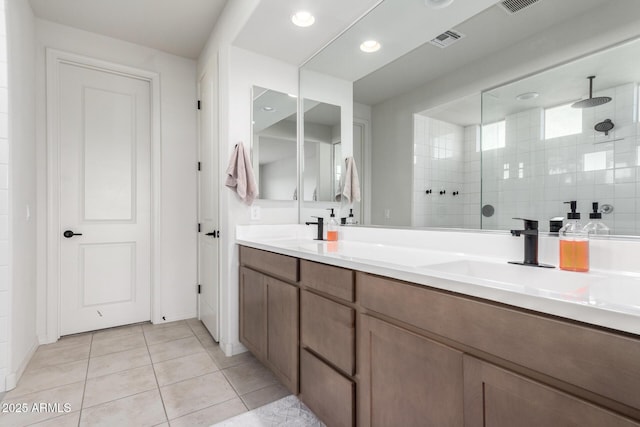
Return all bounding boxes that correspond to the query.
[559,201,589,272]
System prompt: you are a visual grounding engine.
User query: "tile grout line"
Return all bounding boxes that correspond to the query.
[142,325,171,425]
[167,395,247,424]
[78,331,95,427]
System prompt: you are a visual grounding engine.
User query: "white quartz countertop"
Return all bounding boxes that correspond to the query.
[236,225,640,336]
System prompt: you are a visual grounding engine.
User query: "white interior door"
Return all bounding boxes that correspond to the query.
[198,67,220,341]
[59,62,151,335]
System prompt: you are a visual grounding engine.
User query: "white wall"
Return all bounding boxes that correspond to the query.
[34,20,199,340]
[4,0,37,392]
[200,23,300,353]
[370,0,640,227]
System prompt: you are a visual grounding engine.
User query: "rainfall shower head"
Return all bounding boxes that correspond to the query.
[594,119,614,136]
[572,76,612,108]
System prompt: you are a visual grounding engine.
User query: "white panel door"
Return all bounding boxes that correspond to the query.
[59,62,151,335]
[198,67,220,341]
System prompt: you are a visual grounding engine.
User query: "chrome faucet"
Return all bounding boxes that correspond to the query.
[305,216,324,240]
[509,218,554,268]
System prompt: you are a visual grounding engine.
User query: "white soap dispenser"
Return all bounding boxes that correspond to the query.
[584,202,610,235]
[327,208,338,241]
[559,201,589,272]
[346,209,356,225]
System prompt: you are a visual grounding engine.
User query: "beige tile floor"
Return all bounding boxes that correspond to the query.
[0,319,290,427]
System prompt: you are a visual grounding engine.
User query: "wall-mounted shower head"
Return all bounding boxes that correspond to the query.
[571,76,612,109]
[594,119,614,136]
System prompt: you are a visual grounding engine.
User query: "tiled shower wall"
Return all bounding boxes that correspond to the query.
[414,83,639,235]
[482,83,639,234]
[412,115,466,227]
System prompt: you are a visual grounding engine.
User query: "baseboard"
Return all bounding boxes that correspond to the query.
[221,341,248,357]
[5,340,39,391]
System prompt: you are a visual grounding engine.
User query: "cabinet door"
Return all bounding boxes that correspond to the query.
[358,314,464,427]
[463,355,640,427]
[239,267,267,359]
[267,276,299,393]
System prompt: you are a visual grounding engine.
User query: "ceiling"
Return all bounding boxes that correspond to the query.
[352,0,607,106]
[28,0,386,65]
[28,0,227,59]
[413,0,640,126]
[233,0,384,66]
[303,0,498,83]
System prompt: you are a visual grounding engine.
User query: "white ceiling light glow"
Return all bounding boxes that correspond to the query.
[424,0,455,9]
[291,11,315,27]
[360,40,381,53]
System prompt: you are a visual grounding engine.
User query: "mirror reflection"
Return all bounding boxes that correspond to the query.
[302,100,341,202]
[299,0,640,235]
[252,86,297,201]
[481,39,640,235]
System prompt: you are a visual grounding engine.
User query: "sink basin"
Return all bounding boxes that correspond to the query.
[422,260,593,301]
[276,240,455,267]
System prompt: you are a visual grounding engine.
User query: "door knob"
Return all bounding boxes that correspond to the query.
[205,231,215,237]
[63,230,83,238]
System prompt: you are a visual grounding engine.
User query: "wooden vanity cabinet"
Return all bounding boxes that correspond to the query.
[357,271,640,426]
[463,355,640,427]
[239,266,267,357]
[358,314,464,427]
[299,261,357,425]
[239,247,299,393]
[238,245,640,426]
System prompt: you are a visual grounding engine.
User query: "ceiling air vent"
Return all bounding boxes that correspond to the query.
[499,0,540,14]
[428,30,465,48]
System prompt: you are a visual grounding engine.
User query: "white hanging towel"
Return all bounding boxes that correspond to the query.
[342,156,361,204]
[225,142,259,205]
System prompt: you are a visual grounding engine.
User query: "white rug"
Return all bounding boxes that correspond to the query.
[211,395,325,427]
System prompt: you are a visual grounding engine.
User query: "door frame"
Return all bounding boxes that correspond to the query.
[45,49,162,342]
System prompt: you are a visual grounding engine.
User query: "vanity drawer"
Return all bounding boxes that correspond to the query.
[357,271,640,413]
[240,246,298,282]
[300,259,354,302]
[300,348,354,427]
[301,290,355,375]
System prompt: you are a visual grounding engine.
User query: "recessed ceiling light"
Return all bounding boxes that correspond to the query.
[262,106,275,112]
[360,40,381,53]
[516,92,539,101]
[291,11,315,27]
[424,0,455,9]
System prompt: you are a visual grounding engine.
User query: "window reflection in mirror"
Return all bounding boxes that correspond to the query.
[251,86,297,201]
[302,100,341,202]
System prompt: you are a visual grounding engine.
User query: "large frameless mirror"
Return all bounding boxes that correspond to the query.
[299,0,640,235]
